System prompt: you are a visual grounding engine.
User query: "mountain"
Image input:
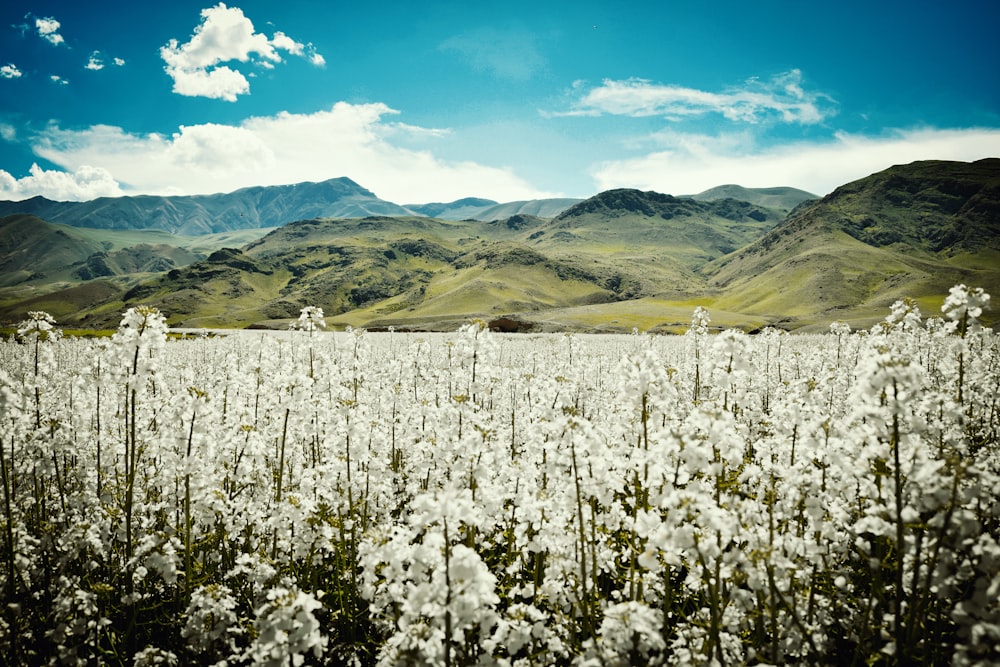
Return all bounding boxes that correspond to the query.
[0,213,272,289]
[0,178,799,233]
[0,188,789,329]
[0,178,414,235]
[688,185,817,212]
[63,215,618,330]
[705,158,1000,326]
[0,215,106,285]
[405,197,498,218]
[406,197,583,221]
[544,188,783,257]
[2,160,996,332]
[0,214,201,284]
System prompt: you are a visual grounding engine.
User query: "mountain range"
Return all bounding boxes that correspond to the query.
[0,177,816,234]
[0,159,997,332]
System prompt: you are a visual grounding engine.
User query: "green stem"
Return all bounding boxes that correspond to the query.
[272,408,290,560]
[443,517,453,667]
[1,430,20,662]
[891,381,906,665]
[570,439,593,639]
[184,407,196,597]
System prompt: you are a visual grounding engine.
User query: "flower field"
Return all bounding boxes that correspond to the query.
[1,287,998,666]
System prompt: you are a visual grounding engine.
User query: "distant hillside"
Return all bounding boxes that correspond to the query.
[405,197,498,218]
[0,188,789,329]
[706,158,1000,326]
[546,188,783,259]
[0,215,106,285]
[0,214,273,288]
[0,178,414,235]
[688,184,817,212]
[407,197,582,221]
[2,160,997,333]
[0,177,807,233]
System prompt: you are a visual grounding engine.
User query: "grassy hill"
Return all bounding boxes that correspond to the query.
[0,217,273,324]
[1,160,997,332]
[0,215,107,286]
[4,192,788,330]
[687,184,818,213]
[405,197,583,221]
[704,158,1000,329]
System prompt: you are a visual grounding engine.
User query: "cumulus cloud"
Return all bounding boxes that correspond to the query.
[50,75,68,85]
[308,48,325,67]
[27,103,550,203]
[1,64,22,79]
[84,52,125,71]
[160,3,325,101]
[591,127,1000,196]
[85,52,105,71]
[35,16,64,46]
[561,70,834,125]
[0,163,123,201]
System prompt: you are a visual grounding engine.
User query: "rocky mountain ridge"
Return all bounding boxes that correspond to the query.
[0,178,816,234]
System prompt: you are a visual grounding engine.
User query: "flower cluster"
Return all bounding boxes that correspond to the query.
[0,288,997,665]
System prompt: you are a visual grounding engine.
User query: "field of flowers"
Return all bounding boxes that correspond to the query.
[1,286,998,666]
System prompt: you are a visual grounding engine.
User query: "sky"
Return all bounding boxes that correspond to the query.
[1,1,999,205]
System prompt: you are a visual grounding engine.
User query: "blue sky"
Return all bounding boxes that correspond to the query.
[1,0,999,204]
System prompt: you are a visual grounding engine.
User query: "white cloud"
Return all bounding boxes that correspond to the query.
[160,3,325,101]
[0,163,123,201]
[85,52,124,71]
[269,31,302,56]
[308,49,325,67]
[85,52,104,71]
[168,123,274,171]
[50,75,68,85]
[562,70,834,125]
[591,127,1000,196]
[1,64,22,79]
[35,17,64,46]
[26,103,551,203]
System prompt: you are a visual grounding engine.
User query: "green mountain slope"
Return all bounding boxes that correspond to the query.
[68,216,616,329]
[0,216,277,323]
[17,189,789,329]
[0,178,414,234]
[544,189,782,259]
[0,215,106,285]
[2,160,997,332]
[688,184,818,212]
[706,159,1000,327]
[406,197,583,221]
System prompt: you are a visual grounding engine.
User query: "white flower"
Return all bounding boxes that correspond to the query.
[16,310,61,340]
[246,584,327,667]
[290,306,326,332]
[688,306,711,336]
[595,601,666,665]
[942,284,991,334]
